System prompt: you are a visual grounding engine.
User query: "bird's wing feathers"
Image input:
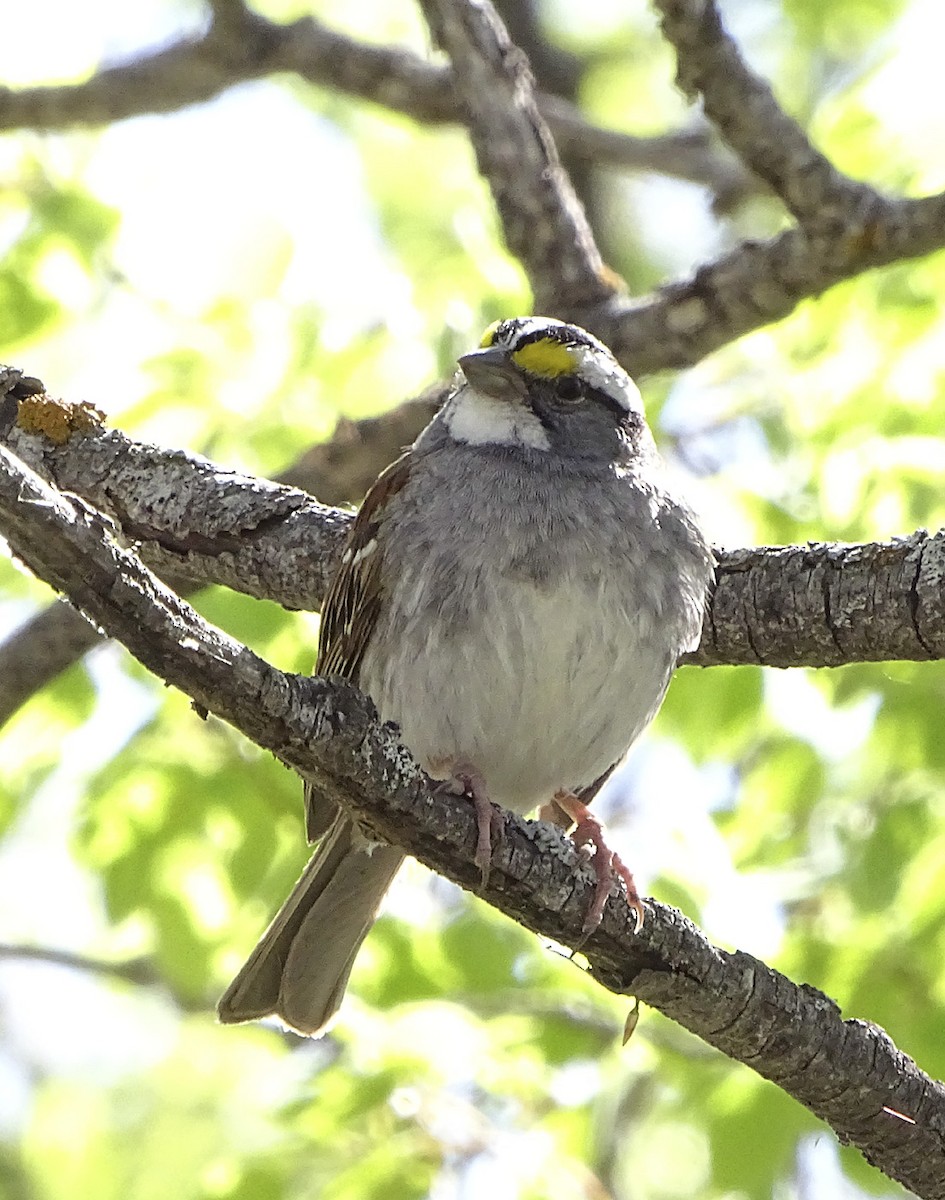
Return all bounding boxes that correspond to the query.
[316,451,413,680]
[305,452,413,843]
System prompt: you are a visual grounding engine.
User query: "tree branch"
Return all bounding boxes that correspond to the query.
[1,387,349,611]
[0,377,440,729]
[0,601,103,724]
[651,0,873,225]
[0,14,749,203]
[417,0,615,311]
[689,534,945,668]
[4,378,945,732]
[588,194,945,374]
[4,10,944,372]
[540,101,756,210]
[0,943,164,990]
[0,438,942,1198]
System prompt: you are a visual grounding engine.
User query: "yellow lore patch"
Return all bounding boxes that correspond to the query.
[479,320,502,348]
[511,337,577,379]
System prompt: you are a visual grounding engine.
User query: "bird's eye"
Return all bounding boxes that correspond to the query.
[555,374,583,403]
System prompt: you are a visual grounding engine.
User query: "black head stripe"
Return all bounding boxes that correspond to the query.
[511,323,602,355]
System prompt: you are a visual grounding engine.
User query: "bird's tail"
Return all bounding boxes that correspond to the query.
[218,819,404,1036]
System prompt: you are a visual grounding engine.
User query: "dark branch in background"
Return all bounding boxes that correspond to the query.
[0,601,102,724]
[0,3,941,374]
[0,440,943,1200]
[280,386,444,506]
[0,943,164,990]
[494,0,581,100]
[541,101,756,211]
[589,0,945,373]
[418,0,616,311]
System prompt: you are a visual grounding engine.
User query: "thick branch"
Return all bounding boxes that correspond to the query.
[0,440,942,1197]
[0,375,431,729]
[4,386,945,739]
[652,0,873,225]
[2,404,349,612]
[418,0,614,311]
[690,534,945,667]
[589,197,945,375]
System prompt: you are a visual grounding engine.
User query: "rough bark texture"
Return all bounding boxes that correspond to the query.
[5,391,945,715]
[689,535,945,667]
[1,393,349,612]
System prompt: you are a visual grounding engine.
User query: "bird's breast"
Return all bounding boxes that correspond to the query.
[359,555,677,814]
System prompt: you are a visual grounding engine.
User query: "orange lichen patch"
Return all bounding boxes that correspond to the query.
[16,392,106,445]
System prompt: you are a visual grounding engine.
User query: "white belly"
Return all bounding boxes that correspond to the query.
[359,568,674,814]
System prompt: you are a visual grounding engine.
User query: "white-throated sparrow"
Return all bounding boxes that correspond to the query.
[218,317,713,1036]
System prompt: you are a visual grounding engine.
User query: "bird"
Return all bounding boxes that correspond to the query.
[217,316,713,1036]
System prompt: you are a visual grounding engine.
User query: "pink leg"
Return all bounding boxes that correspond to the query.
[552,791,645,934]
[436,761,503,887]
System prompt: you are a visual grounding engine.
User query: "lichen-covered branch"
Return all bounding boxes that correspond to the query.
[0,438,942,1199]
[1,387,349,612]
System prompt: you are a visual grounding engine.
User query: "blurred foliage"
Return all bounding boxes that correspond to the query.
[2,0,945,1197]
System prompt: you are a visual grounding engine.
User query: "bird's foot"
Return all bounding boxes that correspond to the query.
[436,761,503,888]
[552,790,645,935]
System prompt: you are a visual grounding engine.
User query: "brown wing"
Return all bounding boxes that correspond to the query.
[316,450,413,680]
[305,452,413,842]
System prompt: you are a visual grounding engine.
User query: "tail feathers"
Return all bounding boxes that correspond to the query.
[218,819,404,1036]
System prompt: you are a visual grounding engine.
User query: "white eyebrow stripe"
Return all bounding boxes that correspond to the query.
[573,344,641,413]
[495,317,567,348]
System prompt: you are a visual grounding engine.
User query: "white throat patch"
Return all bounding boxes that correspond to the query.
[445,386,550,451]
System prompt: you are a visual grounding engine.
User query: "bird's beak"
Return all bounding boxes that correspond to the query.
[457,346,529,401]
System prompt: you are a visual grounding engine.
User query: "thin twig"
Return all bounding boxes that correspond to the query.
[0,943,161,988]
